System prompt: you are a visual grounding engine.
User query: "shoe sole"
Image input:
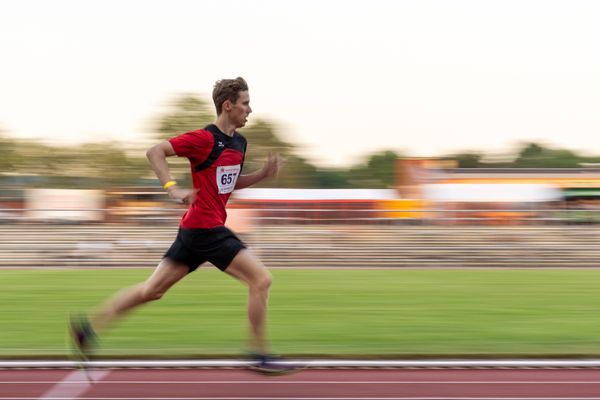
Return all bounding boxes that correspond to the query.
[249,364,306,376]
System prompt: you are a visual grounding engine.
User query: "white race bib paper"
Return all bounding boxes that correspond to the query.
[216,164,241,194]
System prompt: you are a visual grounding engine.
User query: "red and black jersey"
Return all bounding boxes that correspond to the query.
[168,124,247,229]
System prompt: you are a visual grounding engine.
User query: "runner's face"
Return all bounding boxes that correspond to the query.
[231,91,251,128]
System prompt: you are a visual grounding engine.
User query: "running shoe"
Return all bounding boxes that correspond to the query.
[69,314,98,360]
[248,353,304,376]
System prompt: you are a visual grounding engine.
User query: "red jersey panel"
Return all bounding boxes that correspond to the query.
[169,124,247,229]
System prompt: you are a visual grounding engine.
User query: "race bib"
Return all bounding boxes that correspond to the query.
[216,164,241,194]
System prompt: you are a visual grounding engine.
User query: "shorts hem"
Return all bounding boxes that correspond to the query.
[214,244,247,271]
[162,256,200,273]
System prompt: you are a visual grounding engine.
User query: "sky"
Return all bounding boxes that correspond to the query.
[1,0,600,167]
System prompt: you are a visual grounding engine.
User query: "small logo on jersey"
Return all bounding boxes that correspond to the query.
[217,141,225,148]
[220,167,225,172]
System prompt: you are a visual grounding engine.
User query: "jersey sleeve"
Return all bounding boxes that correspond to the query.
[168,130,213,159]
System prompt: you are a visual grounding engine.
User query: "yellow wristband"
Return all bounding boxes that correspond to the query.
[163,180,177,190]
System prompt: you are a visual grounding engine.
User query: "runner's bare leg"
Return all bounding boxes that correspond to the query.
[225,249,272,354]
[89,259,190,333]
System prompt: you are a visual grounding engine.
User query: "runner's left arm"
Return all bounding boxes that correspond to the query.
[235,153,281,190]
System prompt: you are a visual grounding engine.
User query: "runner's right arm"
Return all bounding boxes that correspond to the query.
[146,141,197,205]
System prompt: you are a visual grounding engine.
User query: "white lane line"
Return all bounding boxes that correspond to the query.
[37,369,109,400]
[3,380,600,384]
[7,359,600,368]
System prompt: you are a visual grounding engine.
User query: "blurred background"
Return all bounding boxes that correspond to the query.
[2,0,600,358]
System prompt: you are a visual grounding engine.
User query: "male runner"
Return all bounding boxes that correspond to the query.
[70,77,294,374]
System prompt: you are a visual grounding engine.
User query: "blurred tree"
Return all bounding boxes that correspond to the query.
[9,140,54,178]
[366,150,400,187]
[239,119,293,167]
[152,94,216,185]
[313,167,351,188]
[519,142,545,158]
[150,93,404,188]
[451,152,482,168]
[345,150,400,188]
[241,120,337,188]
[538,149,581,168]
[10,96,600,191]
[276,155,323,188]
[152,94,322,188]
[156,95,215,141]
[0,133,18,173]
[441,142,600,169]
[8,141,142,188]
[512,142,582,168]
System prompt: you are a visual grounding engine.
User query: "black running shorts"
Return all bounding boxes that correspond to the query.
[163,226,247,272]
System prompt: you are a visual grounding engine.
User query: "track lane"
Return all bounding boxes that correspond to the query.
[4,368,600,399]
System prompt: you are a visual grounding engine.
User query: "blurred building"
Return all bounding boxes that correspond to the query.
[397,159,600,224]
[232,188,399,224]
[3,161,600,225]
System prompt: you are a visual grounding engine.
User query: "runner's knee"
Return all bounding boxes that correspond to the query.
[252,272,272,292]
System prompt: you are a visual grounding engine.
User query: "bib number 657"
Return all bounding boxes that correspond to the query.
[221,172,237,185]
[217,164,241,194]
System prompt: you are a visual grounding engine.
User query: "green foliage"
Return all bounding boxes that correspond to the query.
[237,119,323,187]
[5,92,600,189]
[313,168,351,188]
[511,142,582,168]
[276,155,322,188]
[239,119,294,172]
[365,150,399,187]
[151,94,401,188]
[0,134,18,173]
[342,150,400,188]
[450,152,483,168]
[156,95,215,141]
[4,141,141,188]
[440,142,600,169]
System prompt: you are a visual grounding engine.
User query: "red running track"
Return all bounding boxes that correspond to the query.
[3,368,600,399]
